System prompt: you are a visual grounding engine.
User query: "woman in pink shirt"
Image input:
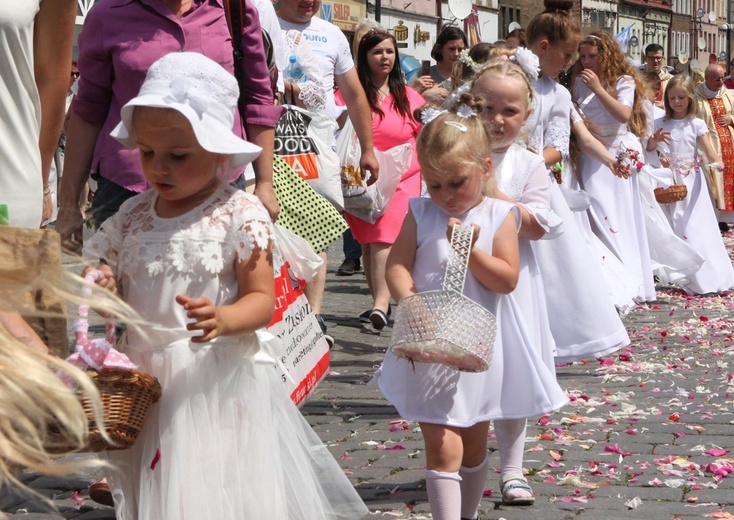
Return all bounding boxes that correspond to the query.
[56,0,283,253]
[336,28,424,330]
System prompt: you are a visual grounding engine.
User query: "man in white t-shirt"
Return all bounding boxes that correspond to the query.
[277,0,379,342]
[277,0,378,178]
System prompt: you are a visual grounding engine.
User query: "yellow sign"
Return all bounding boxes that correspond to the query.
[393,21,408,41]
[325,1,364,32]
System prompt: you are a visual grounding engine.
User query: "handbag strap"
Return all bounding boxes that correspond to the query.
[443,224,473,294]
[222,0,246,113]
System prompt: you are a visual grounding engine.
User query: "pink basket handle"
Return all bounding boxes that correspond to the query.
[75,270,116,352]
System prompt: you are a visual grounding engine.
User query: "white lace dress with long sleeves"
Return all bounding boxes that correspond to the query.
[656,116,734,294]
[83,184,367,520]
[374,197,568,425]
[573,75,656,302]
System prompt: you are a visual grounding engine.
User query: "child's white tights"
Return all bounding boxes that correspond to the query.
[493,418,530,498]
[459,456,489,520]
[425,470,461,520]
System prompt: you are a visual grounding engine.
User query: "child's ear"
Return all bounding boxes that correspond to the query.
[215,154,229,165]
[482,157,493,178]
[537,39,549,55]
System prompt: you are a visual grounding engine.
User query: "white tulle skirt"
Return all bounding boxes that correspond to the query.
[106,333,367,520]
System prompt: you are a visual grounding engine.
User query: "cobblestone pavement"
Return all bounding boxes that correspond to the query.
[2,233,734,519]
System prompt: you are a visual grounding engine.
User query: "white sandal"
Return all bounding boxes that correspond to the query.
[500,477,535,506]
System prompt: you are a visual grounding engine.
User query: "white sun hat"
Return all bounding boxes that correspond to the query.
[111,52,262,170]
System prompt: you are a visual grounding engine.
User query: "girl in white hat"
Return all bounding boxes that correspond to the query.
[82,52,368,520]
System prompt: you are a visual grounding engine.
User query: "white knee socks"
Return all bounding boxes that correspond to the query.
[425,470,461,520]
[459,456,489,520]
[493,418,527,480]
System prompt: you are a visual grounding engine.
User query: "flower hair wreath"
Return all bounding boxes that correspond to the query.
[459,49,480,71]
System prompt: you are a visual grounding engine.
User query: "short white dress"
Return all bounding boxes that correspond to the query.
[374,197,568,426]
[574,75,656,302]
[654,116,734,294]
[84,184,367,520]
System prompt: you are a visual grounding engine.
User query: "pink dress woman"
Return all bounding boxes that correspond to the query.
[335,87,424,243]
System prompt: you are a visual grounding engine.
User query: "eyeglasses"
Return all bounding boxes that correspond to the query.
[646,56,664,62]
[71,71,80,78]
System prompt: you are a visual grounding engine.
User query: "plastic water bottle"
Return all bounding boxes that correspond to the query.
[285,55,305,83]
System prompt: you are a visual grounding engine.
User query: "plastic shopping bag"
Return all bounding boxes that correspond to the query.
[265,225,329,407]
[275,105,344,211]
[336,118,413,223]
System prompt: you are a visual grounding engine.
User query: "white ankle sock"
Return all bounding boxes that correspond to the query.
[459,456,488,520]
[425,470,462,520]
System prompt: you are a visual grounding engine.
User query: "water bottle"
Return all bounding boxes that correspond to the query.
[285,55,305,83]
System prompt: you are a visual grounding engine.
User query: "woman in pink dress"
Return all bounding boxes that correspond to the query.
[336,28,423,330]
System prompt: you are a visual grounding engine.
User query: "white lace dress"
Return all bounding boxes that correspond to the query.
[374,197,568,425]
[655,116,734,294]
[83,185,367,520]
[573,75,656,302]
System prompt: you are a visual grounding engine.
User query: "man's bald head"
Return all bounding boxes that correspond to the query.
[705,64,725,91]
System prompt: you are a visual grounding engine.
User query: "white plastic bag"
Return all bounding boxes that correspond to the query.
[265,225,329,407]
[275,105,344,211]
[336,118,413,223]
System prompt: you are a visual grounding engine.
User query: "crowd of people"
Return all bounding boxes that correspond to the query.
[2,0,734,518]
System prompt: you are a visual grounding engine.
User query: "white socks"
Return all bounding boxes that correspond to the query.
[494,418,532,500]
[459,456,489,520]
[493,418,527,476]
[425,470,461,520]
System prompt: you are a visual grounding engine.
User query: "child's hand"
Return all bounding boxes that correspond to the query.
[610,161,630,179]
[579,69,602,93]
[446,218,481,247]
[659,156,671,168]
[82,263,120,297]
[176,295,224,343]
[650,128,671,146]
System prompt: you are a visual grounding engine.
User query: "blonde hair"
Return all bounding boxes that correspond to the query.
[0,266,144,494]
[663,74,697,120]
[570,31,649,138]
[470,54,535,112]
[416,93,495,197]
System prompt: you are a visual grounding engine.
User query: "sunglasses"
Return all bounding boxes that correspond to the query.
[71,71,80,78]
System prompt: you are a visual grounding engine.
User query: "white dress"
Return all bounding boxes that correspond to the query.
[492,145,559,370]
[84,185,367,520]
[496,145,630,363]
[374,197,568,426]
[574,75,656,302]
[655,116,734,294]
[0,1,43,228]
[638,100,705,286]
[564,106,638,313]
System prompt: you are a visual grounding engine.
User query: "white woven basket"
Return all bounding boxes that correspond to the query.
[389,225,497,372]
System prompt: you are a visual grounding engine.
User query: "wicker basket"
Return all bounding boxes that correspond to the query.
[654,183,687,204]
[48,270,162,452]
[48,368,162,452]
[389,225,497,372]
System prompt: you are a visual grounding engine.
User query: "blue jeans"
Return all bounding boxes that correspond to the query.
[342,228,361,260]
